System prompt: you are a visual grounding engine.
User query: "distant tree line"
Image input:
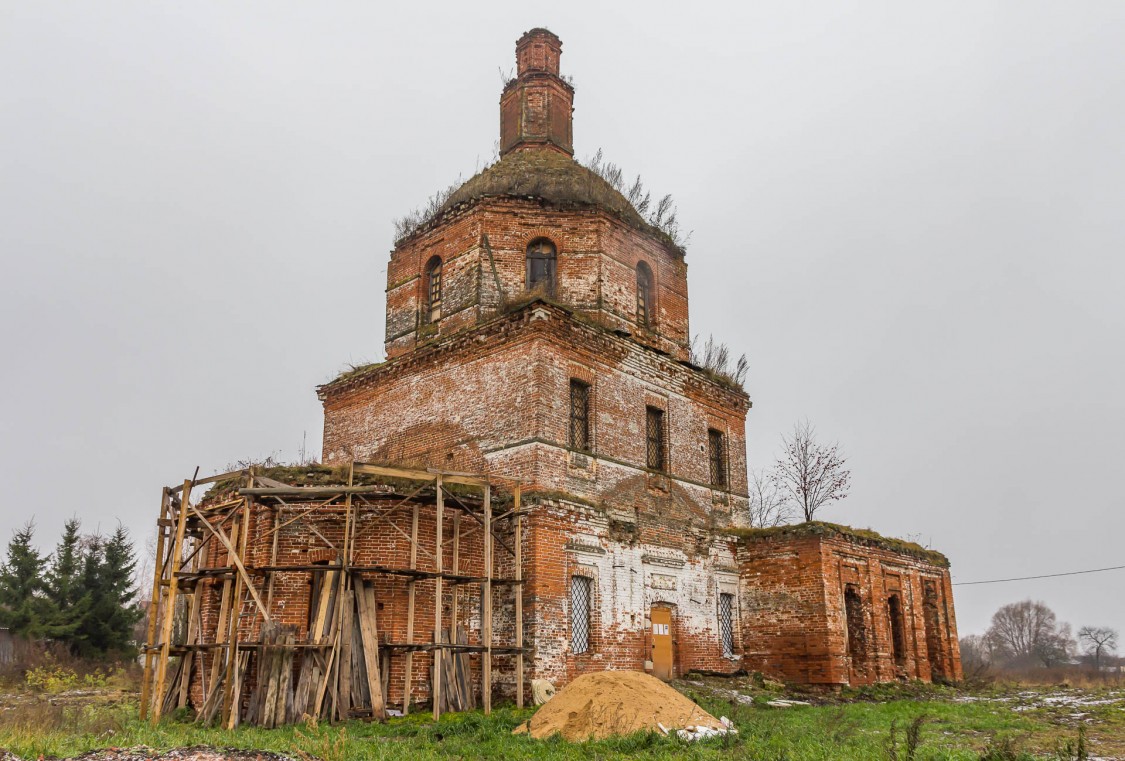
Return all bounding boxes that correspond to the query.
[0,519,142,659]
[961,599,1120,674]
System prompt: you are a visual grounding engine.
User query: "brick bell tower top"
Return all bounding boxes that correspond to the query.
[500,28,574,157]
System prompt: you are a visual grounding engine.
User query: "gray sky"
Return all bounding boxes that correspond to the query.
[2,1,1123,643]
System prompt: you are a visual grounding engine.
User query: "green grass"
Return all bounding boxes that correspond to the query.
[1,682,1119,760]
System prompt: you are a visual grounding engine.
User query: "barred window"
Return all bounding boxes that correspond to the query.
[569,379,590,451]
[570,575,592,654]
[708,429,727,488]
[636,261,653,327]
[719,592,735,657]
[526,238,557,295]
[424,255,442,324]
[645,406,666,471]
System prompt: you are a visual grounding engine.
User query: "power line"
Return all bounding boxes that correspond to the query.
[953,564,1125,586]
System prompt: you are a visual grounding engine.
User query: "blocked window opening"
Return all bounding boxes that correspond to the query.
[888,593,907,665]
[570,575,592,654]
[922,581,947,680]
[844,585,866,662]
[708,429,727,488]
[424,255,442,324]
[636,261,653,327]
[719,592,735,657]
[526,238,557,295]
[569,379,590,451]
[645,406,666,471]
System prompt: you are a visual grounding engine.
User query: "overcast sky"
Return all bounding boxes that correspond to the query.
[2,1,1123,642]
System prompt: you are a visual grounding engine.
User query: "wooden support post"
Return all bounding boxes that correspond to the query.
[178,530,204,708]
[141,488,170,720]
[152,479,192,723]
[482,482,492,715]
[223,494,253,729]
[449,512,461,643]
[432,476,443,722]
[265,506,281,610]
[514,484,524,709]
[402,504,419,716]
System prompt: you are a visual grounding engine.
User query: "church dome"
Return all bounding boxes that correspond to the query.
[439,147,649,230]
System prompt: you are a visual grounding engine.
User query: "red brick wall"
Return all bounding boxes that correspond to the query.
[737,533,962,686]
[384,200,690,361]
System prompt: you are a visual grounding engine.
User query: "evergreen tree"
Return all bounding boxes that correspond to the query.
[0,522,49,637]
[73,526,141,658]
[43,517,89,643]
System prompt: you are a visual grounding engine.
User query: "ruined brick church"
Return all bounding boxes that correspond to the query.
[144,29,960,727]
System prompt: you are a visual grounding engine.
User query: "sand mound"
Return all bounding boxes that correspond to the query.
[514,670,724,742]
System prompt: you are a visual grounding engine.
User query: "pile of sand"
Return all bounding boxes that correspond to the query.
[513,670,725,742]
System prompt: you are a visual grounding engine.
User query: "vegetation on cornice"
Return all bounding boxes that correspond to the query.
[728,521,950,568]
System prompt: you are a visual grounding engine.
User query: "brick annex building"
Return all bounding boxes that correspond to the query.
[144,29,960,726]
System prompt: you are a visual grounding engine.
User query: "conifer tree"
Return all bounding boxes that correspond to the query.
[0,522,49,637]
[73,526,141,657]
[43,517,89,642]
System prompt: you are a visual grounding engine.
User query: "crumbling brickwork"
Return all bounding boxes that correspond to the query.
[737,525,962,685]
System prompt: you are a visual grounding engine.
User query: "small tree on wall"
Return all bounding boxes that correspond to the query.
[772,420,851,522]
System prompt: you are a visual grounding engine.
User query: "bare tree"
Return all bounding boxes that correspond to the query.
[748,469,794,528]
[772,420,851,522]
[986,600,1074,667]
[1078,626,1118,670]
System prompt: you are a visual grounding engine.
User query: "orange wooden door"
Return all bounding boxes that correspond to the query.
[651,607,673,681]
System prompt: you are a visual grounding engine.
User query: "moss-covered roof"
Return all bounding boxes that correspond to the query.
[436,148,680,252]
[728,521,949,568]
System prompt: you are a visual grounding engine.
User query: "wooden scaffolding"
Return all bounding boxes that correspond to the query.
[140,462,526,727]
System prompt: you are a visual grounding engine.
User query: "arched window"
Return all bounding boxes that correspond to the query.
[636,261,654,327]
[424,255,442,324]
[526,238,557,295]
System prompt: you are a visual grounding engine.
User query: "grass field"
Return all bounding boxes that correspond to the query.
[1,675,1122,760]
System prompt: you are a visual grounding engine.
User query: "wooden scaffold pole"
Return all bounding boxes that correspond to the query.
[482,482,492,715]
[140,487,170,720]
[402,503,420,715]
[514,484,524,708]
[152,479,192,724]
[432,475,444,721]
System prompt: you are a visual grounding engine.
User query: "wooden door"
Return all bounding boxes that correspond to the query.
[651,607,673,681]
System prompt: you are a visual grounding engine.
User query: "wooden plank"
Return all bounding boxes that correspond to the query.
[152,479,192,723]
[402,504,419,716]
[432,476,444,721]
[352,462,485,487]
[482,482,492,715]
[514,484,524,709]
[277,629,295,726]
[354,580,385,720]
[141,488,169,720]
[337,588,354,720]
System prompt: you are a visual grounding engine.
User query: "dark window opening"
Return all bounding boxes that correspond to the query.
[526,238,557,295]
[636,261,653,327]
[708,429,727,488]
[888,593,907,665]
[645,406,666,471]
[719,592,735,657]
[569,379,590,451]
[570,575,592,654]
[424,255,442,324]
[844,585,866,662]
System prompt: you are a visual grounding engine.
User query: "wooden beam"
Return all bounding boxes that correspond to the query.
[514,484,524,709]
[152,479,192,723]
[432,475,443,721]
[140,488,170,720]
[402,503,419,716]
[483,482,492,715]
[353,462,485,488]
